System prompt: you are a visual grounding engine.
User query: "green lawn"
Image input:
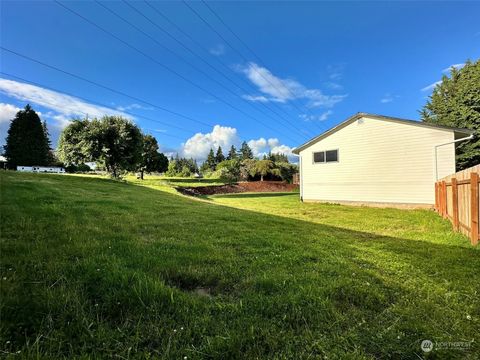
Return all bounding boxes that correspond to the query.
[1,172,478,359]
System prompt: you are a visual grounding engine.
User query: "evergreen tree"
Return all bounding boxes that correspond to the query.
[240,141,253,160]
[204,148,217,171]
[4,104,51,168]
[215,146,225,163]
[421,59,480,170]
[42,120,55,165]
[227,145,238,160]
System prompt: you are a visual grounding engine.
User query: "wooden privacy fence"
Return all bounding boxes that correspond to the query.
[435,164,479,246]
[293,173,300,185]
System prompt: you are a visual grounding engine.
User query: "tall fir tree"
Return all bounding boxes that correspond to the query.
[4,104,51,168]
[215,146,225,163]
[204,148,217,171]
[421,59,480,170]
[240,141,253,160]
[227,145,238,160]
[42,120,55,165]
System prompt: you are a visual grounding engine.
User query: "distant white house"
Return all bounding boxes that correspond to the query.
[292,113,474,206]
[0,156,6,169]
[17,166,65,174]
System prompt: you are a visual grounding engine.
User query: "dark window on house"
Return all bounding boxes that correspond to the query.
[313,150,338,164]
[313,151,325,163]
[326,150,338,162]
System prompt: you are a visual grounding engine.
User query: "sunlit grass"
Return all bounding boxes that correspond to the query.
[1,172,478,359]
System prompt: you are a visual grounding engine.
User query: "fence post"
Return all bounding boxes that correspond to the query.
[442,181,447,218]
[471,172,479,246]
[452,178,459,230]
[439,181,443,215]
[435,182,439,212]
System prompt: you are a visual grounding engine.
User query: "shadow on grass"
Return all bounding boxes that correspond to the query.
[1,172,478,359]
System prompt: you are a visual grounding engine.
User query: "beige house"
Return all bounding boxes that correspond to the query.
[292,113,474,206]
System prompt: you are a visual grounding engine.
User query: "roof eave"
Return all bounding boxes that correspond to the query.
[293,113,474,154]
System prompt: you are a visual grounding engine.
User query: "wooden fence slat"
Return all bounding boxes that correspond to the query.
[452,178,459,230]
[436,165,479,246]
[442,181,447,218]
[471,172,479,246]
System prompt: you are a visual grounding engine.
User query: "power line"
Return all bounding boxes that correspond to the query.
[135,0,312,139]
[54,0,298,143]
[0,71,191,141]
[0,47,213,129]
[188,0,328,133]
[96,0,307,141]
[181,0,302,121]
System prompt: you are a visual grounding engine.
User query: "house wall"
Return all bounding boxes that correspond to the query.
[298,116,456,204]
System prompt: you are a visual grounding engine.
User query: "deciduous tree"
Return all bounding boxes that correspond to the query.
[58,116,143,178]
[138,135,167,179]
[254,159,275,181]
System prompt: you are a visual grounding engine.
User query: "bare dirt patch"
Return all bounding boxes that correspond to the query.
[176,181,298,196]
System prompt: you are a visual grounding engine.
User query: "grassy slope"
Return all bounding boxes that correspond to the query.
[0,172,479,359]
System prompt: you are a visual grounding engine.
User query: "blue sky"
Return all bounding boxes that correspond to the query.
[1,1,479,160]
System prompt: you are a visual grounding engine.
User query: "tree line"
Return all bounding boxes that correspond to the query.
[3,62,478,180]
[166,142,297,183]
[3,105,169,178]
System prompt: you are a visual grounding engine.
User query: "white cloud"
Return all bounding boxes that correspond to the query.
[380,93,396,103]
[241,95,270,103]
[324,82,343,90]
[248,136,293,159]
[421,63,466,92]
[240,62,346,108]
[0,78,131,129]
[421,81,442,92]
[247,137,268,155]
[327,64,345,81]
[442,63,465,73]
[179,125,294,162]
[0,103,21,124]
[116,103,153,111]
[181,125,239,160]
[209,44,225,56]
[299,110,333,122]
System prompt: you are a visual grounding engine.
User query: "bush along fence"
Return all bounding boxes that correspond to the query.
[435,164,479,246]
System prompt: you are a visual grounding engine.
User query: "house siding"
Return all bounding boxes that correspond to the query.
[298,116,455,204]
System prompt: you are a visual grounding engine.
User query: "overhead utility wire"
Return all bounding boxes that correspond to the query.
[97,0,306,141]
[0,71,192,141]
[136,0,312,139]
[188,0,327,133]
[54,0,298,143]
[0,47,213,130]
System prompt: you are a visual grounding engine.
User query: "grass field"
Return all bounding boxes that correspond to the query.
[1,172,479,359]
